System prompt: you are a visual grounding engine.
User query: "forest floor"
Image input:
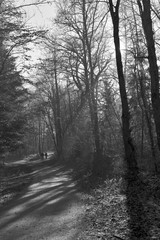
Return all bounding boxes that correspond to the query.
[1,155,160,239]
[79,173,160,240]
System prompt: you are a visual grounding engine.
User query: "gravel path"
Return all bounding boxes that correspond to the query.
[0,157,85,240]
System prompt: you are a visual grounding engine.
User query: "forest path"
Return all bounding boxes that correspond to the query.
[0,155,85,240]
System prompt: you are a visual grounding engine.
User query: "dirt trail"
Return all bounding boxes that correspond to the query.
[0,156,85,240]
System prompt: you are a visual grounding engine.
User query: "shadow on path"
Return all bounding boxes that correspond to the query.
[125,174,151,240]
[0,155,84,240]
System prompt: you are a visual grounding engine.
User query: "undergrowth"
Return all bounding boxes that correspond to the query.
[0,163,32,206]
[77,171,160,240]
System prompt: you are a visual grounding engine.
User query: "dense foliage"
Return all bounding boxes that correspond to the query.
[0,1,28,155]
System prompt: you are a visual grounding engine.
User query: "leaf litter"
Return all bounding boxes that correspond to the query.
[78,173,160,240]
[1,159,160,240]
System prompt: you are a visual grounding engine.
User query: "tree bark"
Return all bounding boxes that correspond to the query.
[38,115,42,154]
[137,0,160,153]
[53,51,63,158]
[82,0,103,175]
[109,0,137,171]
[138,65,158,172]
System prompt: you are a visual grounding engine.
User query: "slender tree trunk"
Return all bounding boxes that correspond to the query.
[138,68,158,172]
[67,80,73,123]
[109,0,137,171]
[38,116,42,155]
[82,0,102,175]
[82,0,101,155]
[141,110,144,158]
[46,110,57,152]
[137,0,160,154]
[53,52,63,158]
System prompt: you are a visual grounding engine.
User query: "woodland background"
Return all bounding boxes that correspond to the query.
[2,1,160,239]
[1,0,160,176]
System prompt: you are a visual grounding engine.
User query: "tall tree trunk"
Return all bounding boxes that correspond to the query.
[38,116,42,155]
[137,0,160,153]
[109,0,137,171]
[54,52,63,158]
[82,0,102,175]
[141,110,144,158]
[138,65,158,172]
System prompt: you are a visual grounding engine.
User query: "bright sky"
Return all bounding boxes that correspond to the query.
[15,1,58,87]
[17,0,57,29]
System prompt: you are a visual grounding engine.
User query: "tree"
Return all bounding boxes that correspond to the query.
[137,0,160,156]
[55,0,110,175]
[120,0,158,171]
[100,79,122,156]
[0,0,47,75]
[108,0,138,172]
[0,0,52,158]
[0,42,28,154]
[0,0,40,157]
[30,42,69,158]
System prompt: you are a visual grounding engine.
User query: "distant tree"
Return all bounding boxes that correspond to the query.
[55,0,110,175]
[22,94,55,156]
[0,0,50,158]
[100,80,122,155]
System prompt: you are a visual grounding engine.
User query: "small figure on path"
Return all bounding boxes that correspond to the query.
[40,152,44,159]
[45,152,48,159]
